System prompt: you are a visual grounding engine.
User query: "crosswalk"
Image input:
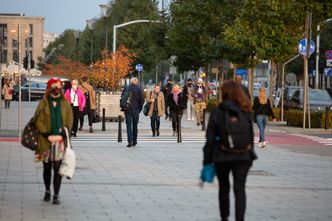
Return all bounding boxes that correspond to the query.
[295,134,332,146]
[71,133,206,144]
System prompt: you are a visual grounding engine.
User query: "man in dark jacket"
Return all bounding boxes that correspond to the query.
[123,77,144,147]
[162,79,173,120]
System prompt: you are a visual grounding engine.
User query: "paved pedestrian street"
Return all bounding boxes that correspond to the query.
[1,102,332,221]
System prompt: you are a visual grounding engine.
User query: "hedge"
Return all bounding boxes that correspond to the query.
[285,109,332,128]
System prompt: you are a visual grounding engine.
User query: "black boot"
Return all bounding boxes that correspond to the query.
[89,126,93,133]
[152,131,156,137]
[53,195,60,205]
[43,191,50,202]
[156,131,160,136]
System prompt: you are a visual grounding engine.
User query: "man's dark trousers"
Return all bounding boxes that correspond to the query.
[125,110,140,145]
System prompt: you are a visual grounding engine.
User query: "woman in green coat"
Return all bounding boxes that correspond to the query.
[34,78,73,205]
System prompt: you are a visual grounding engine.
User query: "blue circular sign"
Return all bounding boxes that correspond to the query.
[135,64,143,72]
[298,39,315,56]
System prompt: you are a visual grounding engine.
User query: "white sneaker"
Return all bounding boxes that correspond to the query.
[257,142,264,148]
[263,141,268,147]
[187,118,191,121]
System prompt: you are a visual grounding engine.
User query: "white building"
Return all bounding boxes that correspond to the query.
[43,32,58,49]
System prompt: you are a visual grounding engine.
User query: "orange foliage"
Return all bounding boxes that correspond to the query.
[42,56,90,80]
[93,45,136,90]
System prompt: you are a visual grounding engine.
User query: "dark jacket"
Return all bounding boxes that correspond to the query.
[167,92,186,113]
[162,83,172,99]
[252,97,275,119]
[128,84,144,112]
[203,100,257,166]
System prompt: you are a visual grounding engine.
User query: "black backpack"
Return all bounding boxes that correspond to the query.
[120,86,132,111]
[219,107,252,154]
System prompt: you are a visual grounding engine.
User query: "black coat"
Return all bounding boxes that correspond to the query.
[128,84,144,112]
[167,92,186,113]
[203,100,257,166]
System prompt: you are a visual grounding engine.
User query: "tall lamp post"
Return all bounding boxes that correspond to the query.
[86,19,97,67]
[74,30,81,59]
[100,4,111,92]
[315,18,332,89]
[99,4,111,51]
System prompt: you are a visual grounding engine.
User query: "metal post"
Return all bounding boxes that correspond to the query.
[102,108,106,131]
[28,29,31,102]
[177,114,182,143]
[325,107,329,130]
[118,115,122,142]
[113,25,116,53]
[315,24,320,89]
[105,17,108,51]
[0,43,2,130]
[90,29,93,65]
[202,109,206,131]
[18,25,22,139]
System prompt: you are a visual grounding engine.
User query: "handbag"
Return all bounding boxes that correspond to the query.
[21,115,39,151]
[59,127,76,179]
[143,102,151,116]
[200,164,216,183]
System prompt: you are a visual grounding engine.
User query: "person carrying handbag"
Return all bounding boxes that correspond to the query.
[202,80,257,221]
[146,84,165,137]
[34,78,73,205]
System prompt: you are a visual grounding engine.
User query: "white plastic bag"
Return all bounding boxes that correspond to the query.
[59,127,76,179]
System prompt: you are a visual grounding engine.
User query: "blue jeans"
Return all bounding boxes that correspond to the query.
[256,114,268,142]
[125,110,139,144]
[150,112,160,132]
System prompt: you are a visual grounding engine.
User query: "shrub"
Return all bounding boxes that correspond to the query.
[285,109,332,128]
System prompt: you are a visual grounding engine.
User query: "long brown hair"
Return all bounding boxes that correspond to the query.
[221,80,251,112]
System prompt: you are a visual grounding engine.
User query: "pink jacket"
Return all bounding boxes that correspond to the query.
[64,88,86,112]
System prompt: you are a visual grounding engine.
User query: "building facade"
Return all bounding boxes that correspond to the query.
[0,14,44,65]
[43,32,58,49]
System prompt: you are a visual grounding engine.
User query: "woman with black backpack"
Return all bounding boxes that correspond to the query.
[202,80,257,221]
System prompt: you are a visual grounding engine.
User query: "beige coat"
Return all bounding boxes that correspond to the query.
[146,91,165,117]
[79,82,96,110]
[2,84,13,100]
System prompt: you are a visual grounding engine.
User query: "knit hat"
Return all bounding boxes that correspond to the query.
[198,78,204,83]
[47,78,63,90]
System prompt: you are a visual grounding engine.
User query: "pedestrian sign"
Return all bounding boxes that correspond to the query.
[298,39,315,56]
[135,64,143,72]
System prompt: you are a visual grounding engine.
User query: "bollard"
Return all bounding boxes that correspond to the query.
[118,115,122,142]
[325,107,330,130]
[102,108,106,131]
[202,109,206,131]
[177,114,182,143]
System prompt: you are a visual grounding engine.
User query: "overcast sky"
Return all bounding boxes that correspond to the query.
[1,0,167,35]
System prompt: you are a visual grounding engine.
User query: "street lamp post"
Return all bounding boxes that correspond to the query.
[100,4,111,92]
[99,4,111,51]
[315,18,332,89]
[74,30,81,59]
[86,19,97,67]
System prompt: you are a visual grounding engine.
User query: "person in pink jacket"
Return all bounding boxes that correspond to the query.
[64,79,86,137]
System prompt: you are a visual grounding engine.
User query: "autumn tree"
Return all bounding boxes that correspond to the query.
[93,45,136,91]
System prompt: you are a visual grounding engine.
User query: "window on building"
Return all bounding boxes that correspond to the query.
[0,49,7,63]
[29,37,33,47]
[29,24,33,35]
[13,50,18,62]
[12,39,18,48]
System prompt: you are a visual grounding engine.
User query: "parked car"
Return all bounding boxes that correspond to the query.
[288,88,332,111]
[13,82,47,101]
[274,86,302,109]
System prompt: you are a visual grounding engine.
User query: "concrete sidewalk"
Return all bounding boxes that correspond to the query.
[1,131,332,220]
